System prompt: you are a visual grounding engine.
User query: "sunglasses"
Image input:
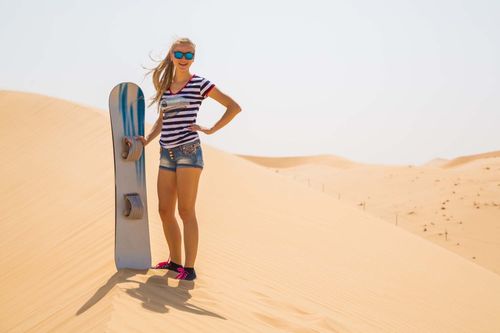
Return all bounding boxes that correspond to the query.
[173,51,195,60]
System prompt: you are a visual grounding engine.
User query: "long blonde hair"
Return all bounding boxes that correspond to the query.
[146,37,196,110]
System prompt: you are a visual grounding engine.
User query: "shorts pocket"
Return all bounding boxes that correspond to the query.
[179,141,200,156]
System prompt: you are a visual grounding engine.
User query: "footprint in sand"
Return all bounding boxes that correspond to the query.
[250,290,347,332]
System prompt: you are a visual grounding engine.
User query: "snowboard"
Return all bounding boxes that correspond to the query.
[108,82,151,270]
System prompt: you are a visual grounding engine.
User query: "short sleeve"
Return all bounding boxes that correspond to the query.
[199,77,216,99]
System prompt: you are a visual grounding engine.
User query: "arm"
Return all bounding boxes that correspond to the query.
[206,86,242,134]
[144,113,163,145]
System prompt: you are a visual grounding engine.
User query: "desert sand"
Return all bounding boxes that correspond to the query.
[1,90,500,332]
[240,151,500,276]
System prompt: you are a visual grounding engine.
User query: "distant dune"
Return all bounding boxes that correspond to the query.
[237,154,359,169]
[246,151,500,275]
[443,150,500,168]
[1,90,500,332]
[423,157,450,168]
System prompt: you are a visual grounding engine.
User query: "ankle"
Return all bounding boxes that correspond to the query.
[170,260,183,267]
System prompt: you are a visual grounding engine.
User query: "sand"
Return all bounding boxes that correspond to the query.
[1,90,500,332]
[240,151,500,276]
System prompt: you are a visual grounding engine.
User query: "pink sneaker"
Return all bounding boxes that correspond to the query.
[176,267,197,280]
[152,259,183,271]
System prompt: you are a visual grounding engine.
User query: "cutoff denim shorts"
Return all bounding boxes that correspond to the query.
[159,139,204,171]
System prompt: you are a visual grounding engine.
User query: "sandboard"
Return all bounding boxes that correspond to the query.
[108,82,151,270]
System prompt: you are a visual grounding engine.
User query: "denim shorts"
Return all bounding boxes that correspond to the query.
[159,139,204,171]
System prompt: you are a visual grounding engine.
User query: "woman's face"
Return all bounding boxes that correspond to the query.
[170,44,195,73]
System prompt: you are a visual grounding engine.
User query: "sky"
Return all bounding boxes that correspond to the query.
[1,0,499,165]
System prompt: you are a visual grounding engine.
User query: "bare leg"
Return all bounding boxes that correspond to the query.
[176,167,202,268]
[157,168,182,264]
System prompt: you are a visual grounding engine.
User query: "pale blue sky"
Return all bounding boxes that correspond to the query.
[1,0,499,164]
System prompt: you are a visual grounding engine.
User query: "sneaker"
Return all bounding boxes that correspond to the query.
[176,267,197,280]
[152,259,183,272]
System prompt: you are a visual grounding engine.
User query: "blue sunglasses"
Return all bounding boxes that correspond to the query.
[173,51,195,60]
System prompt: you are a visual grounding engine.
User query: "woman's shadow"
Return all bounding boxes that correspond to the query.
[76,269,225,319]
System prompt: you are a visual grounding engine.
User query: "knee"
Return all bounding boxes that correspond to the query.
[178,207,196,222]
[158,207,176,222]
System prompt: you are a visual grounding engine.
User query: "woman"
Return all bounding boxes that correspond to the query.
[137,37,242,280]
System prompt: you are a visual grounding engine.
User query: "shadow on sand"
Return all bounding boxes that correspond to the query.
[77,269,225,320]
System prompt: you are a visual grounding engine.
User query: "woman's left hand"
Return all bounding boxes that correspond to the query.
[189,124,215,135]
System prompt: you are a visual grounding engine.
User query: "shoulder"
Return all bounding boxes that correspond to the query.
[194,74,216,97]
[192,74,213,84]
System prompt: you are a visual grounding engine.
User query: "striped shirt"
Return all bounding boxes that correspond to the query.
[159,74,215,148]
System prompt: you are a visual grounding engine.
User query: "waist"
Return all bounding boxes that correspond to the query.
[161,138,200,150]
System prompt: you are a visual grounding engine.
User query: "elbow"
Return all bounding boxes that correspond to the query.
[232,102,242,113]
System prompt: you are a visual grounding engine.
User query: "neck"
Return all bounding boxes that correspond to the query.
[173,70,192,82]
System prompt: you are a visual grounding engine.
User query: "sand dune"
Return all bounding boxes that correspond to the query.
[237,154,359,169]
[1,90,500,332]
[443,150,500,168]
[243,153,500,275]
[423,158,450,168]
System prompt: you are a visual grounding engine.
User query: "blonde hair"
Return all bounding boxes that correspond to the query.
[146,37,196,110]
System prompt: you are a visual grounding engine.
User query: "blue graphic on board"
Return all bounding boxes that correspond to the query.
[137,88,145,183]
[118,83,146,186]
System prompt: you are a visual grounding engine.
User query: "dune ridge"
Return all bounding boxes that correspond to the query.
[237,154,359,169]
[443,150,500,168]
